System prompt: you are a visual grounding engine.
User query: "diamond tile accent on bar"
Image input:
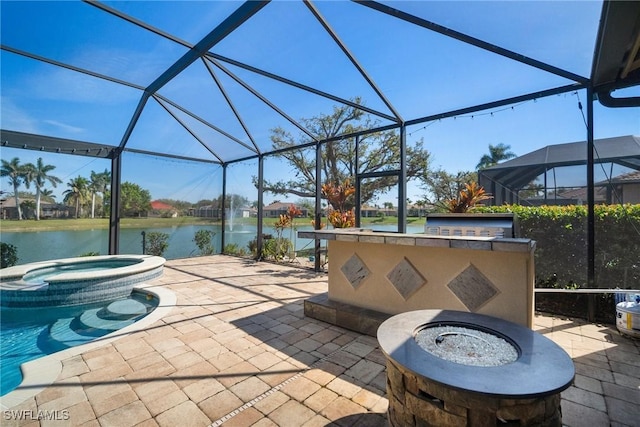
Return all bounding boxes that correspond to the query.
[341,254,370,289]
[447,264,499,311]
[386,258,426,300]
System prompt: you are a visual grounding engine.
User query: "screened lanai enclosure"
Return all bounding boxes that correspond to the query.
[1,1,639,295]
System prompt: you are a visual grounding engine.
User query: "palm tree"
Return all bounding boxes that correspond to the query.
[1,157,26,220]
[476,143,517,170]
[41,188,56,202]
[89,169,110,218]
[63,176,89,219]
[22,158,62,220]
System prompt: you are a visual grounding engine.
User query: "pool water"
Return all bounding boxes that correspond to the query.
[0,291,157,396]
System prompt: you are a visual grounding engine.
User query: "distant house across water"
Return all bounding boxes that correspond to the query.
[263,202,309,218]
[190,205,256,219]
[150,200,178,218]
[1,197,70,219]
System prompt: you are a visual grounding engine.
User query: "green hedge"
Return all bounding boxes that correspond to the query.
[475,204,640,289]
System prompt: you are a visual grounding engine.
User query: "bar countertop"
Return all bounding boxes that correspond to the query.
[298,228,535,253]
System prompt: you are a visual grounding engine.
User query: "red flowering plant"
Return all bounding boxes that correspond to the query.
[445,182,492,213]
[321,179,356,228]
[327,209,356,228]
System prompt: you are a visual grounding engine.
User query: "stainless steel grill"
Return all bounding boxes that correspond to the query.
[424,213,518,238]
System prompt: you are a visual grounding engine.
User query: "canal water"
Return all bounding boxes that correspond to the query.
[2,225,257,264]
[1,223,424,264]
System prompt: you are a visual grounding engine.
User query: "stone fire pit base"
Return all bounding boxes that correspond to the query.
[378,310,574,427]
[386,357,562,426]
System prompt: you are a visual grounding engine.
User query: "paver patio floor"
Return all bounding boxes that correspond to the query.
[2,256,638,426]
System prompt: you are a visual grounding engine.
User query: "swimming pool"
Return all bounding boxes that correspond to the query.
[0,291,158,396]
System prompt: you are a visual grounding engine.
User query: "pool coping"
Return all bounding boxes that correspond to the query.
[0,283,176,410]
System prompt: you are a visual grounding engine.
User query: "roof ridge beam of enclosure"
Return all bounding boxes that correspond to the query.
[205,52,398,123]
[354,0,589,85]
[153,97,225,163]
[207,57,320,144]
[0,45,259,162]
[154,91,259,156]
[108,0,270,255]
[87,0,399,147]
[84,0,256,158]
[306,0,403,123]
[115,0,270,152]
[201,59,261,155]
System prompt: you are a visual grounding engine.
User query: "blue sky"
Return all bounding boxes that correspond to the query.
[1,1,638,206]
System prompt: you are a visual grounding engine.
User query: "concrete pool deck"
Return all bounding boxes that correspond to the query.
[1,255,638,426]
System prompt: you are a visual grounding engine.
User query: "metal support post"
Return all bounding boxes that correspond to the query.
[108,150,122,255]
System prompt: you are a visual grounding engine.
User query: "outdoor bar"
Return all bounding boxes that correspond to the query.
[300,228,536,333]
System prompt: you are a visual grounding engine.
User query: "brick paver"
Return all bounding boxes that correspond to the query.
[2,256,638,427]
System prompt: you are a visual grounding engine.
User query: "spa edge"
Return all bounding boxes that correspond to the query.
[299,228,535,330]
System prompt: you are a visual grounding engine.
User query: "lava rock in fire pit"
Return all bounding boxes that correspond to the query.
[415,325,518,367]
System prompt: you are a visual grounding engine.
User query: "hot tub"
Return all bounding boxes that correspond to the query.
[0,255,165,308]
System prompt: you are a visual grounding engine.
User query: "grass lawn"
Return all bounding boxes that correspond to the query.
[0,215,425,232]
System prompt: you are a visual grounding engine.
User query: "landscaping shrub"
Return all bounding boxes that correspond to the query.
[262,237,291,261]
[79,251,100,257]
[145,231,169,257]
[248,234,273,259]
[224,243,247,256]
[193,229,215,256]
[1,242,18,268]
[476,204,640,290]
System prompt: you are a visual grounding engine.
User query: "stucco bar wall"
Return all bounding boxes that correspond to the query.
[299,229,536,328]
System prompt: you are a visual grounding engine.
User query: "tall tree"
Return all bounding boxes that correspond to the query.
[421,169,478,210]
[63,176,89,219]
[476,143,516,170]
[256,100,431,209]
[1,157,26,220]
[22,158,62,220]
[89,169,110,218]
[120,181,151,217]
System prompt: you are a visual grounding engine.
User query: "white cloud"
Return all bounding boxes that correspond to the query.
[43,120,85,134]
[0,97,40,133]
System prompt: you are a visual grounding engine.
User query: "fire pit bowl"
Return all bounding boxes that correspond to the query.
[378,310,574,426]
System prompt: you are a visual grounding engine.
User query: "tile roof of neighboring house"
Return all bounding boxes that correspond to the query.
[360,204,379,211]
[264,202,300,210]
[555,187,607,201]
[604,170,640,184]
[150,200,175,210]
[1,196,37,208]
